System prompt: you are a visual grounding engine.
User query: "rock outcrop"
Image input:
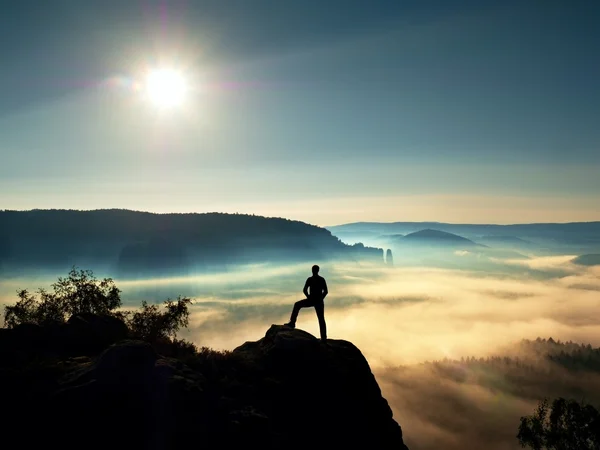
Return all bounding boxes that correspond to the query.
[0,320,408,450]
[0,312,129,361]
[386,248,394,266]
[233,325,408,449]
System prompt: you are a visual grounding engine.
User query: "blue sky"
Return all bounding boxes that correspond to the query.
[1,0,599,225]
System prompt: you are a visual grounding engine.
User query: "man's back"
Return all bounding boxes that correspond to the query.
[306,275,327,301]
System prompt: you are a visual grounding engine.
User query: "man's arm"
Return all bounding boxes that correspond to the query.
[322,279,328,299]
[303,278,310,298]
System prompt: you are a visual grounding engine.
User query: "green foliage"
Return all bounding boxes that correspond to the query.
[517,398,600,449]
[52,267,121,316]
[2,268,192,348]
[3,267,121,328]
[3,289,47,328]
[125,296,192,343]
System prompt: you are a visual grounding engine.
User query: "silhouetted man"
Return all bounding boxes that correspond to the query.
[285,265,328,341]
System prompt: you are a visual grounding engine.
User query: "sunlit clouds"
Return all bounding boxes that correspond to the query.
[50,255,596,368]
[2,256,599,365]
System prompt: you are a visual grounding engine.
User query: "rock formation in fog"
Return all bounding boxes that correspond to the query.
[386,248,394,266]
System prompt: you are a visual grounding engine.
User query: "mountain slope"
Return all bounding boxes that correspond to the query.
[0,209,385,275]
[403,229,476,244]
[388,229,482,248]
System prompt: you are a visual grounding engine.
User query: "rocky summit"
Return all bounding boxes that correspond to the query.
[1,318,408,450]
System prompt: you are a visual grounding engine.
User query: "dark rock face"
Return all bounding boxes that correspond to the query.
[66,312,130,352]
[233,325,409,450]
[0,313,128,361]
[0,320,408,450]
[50,341,206,450]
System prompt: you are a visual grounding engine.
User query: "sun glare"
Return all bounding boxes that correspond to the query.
[145,68,187,108]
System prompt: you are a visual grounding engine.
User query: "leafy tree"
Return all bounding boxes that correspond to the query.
[3,268,193,349]
[3,267,121,328]
[4,289,46,328]
[52,267,121,316]
[126,296,192,343]
[517,397,600,449]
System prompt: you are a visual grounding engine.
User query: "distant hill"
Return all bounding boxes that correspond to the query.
[404,229,475,243]
[396,229,480,247]
[0,209,385,276]
[327,221,600,248]
[328,221,600,235]
[572,254,600,266]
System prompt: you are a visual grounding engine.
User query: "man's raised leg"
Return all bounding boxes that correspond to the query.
[285,298,312,328]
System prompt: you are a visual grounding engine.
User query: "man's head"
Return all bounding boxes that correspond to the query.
[312,264,319,275]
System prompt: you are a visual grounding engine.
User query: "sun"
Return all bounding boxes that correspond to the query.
[145,68,187,108]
